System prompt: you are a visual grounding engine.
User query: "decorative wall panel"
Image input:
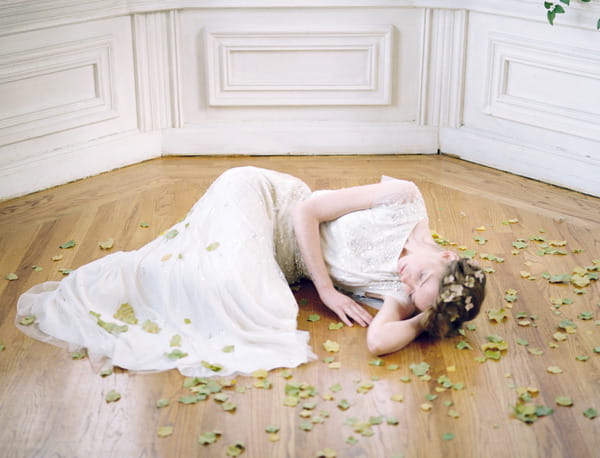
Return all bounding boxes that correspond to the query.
[0,37,117,146]
[204,27,393,106]
[484,33,600,141]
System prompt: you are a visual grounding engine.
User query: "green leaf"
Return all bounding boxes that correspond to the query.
[165,229,179,240]
[165,349,188,360]
[442,432,455,441]
[222,345,235,353]
[597,18,600,30]
[512,240,529,249]
[337,399,350,410]
[157,426,174,438]
[328,322,344,330]
[60,240,76,249]
[555,396,573,406]
[226,442,245,457]
[299,421,313,431]
[544,1,553,8]
[206,242,220,251]
[559,0,569,5]
[461,249,477,259]
[409,361,430,377]
[142,320,160,334]
[71,350,86,360]
[99,238,114,250]
[198,431,222,445]
[19,314,36,326]
[114,303,138,325]
[201,360,223,372]
[156,398,170,408]
[179,394,202,404]
[32,265,43,272]
[369,358,385,366]
[535,405,554,417]
[456,340,473,350]
[105,390,121,403]
[139,221,150,228]
[548,10,556,25]
[583,407,597,419]
[307,314,321,322]
[554,4,565,14]
[265,425,280,434]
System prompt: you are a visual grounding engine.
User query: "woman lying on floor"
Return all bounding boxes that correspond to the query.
[16,167,486,376]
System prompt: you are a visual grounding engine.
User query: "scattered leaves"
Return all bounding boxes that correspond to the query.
[59,240,76,249]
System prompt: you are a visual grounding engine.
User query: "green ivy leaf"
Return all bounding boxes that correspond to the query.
[583,407,597,419]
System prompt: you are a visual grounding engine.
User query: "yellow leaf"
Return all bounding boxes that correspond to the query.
[161,254,172,262]
[113,303,138,325]
[252,369,268,379]
[99,238,114,250]
[323,340,340,353]
[420,403,433,411]
[157,426,174,437]
[391,394,404,402]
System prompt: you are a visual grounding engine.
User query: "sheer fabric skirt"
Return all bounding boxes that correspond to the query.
[16,167,316,376]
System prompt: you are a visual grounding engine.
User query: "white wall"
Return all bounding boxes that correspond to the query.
[0,1,599,199]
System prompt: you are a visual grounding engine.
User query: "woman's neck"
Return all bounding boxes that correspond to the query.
[403,219,439,255]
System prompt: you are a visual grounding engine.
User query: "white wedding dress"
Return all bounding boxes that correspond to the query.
[16,167,427,377]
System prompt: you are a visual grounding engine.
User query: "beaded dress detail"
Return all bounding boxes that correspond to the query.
[312,178,428,302]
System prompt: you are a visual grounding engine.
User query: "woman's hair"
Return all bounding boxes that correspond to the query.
[421,258,486,337]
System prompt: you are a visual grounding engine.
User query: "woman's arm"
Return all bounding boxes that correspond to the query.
[292,180,417,327]
[366,295,424,355]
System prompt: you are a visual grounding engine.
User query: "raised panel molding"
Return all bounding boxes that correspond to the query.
[484,33,600,141]
[418,8,467,128]
[0,37,118,146]
[204,27,393,106]
[133,10,183,131]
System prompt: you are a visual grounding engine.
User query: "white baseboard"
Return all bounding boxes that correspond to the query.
[162,122,439,156]
[0,131,161,201]
[440,127,600,197]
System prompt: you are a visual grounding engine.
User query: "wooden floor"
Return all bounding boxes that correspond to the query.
[1,155,599,458]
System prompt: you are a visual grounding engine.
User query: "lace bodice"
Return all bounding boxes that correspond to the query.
[301,182,428,301]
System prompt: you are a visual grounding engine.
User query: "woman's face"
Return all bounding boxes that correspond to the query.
[397,250,458,311]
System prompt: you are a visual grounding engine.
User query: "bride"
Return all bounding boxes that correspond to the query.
[16,166,486,376]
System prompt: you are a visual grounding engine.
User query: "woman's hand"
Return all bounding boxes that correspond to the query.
[318,288,372,327]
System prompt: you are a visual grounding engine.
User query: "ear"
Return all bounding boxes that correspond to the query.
[441,251,460,261]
